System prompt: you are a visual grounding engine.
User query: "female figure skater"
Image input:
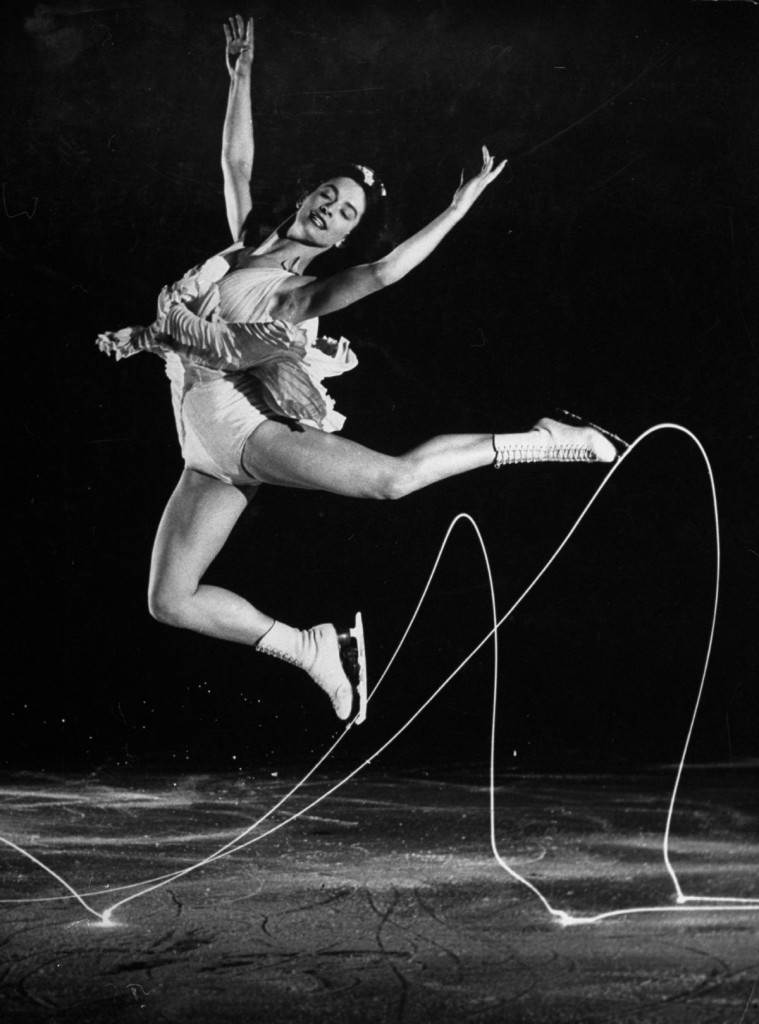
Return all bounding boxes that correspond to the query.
[98,16,623,725]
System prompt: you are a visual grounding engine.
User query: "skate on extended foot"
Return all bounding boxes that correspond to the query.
[493,411,627,467]
[554,408,629,456]
[256,614,367,724]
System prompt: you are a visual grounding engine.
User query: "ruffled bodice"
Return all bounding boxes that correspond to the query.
[96,247,357,431]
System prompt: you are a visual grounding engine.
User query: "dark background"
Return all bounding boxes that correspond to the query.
[2,0,757,772]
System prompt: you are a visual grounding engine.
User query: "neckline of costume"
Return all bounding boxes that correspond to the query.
[226,258,300,277]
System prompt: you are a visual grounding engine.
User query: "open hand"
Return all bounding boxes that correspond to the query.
[451,146,509,215]
[224,15,254,77]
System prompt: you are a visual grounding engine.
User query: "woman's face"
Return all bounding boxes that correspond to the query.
[293,176,367,248]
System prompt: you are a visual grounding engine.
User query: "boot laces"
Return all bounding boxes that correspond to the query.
[493,443,595,467]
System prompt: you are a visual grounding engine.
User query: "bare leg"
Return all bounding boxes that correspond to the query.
[242,422,510,498]
[148,469,272,644]
[244,417,619,494]
[149,418,613,636]
[148,426,502,637]
[148,468,364,719]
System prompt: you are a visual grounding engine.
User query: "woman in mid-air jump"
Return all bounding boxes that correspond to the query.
[98,16,623,726]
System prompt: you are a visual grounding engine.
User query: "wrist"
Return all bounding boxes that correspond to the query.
[230,63,252,82]
[445,202,467,223]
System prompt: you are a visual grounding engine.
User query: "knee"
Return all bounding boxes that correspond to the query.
[147,582,188,628]
[371,461,418,501]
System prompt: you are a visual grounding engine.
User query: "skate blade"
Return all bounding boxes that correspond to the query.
[338,612,368,725]
[351,612,368,725]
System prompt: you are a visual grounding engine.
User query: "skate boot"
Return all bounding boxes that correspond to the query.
[256,613,367,724]
[493,412,627,467]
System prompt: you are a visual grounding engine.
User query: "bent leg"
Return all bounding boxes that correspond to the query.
[148,469,364,719]
[148,469,273,644]
[243,421,502,499]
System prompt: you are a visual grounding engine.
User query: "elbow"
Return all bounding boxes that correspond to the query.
[222,154,253,179]
[371,259,398,290]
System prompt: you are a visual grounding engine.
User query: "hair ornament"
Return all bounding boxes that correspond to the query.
[355,164,387,196]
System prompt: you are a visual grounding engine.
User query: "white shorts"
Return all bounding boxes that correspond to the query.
[165,354,271,487]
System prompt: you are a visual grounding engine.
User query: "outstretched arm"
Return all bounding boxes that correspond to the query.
[221,15,255,241]
[272,147,508,324]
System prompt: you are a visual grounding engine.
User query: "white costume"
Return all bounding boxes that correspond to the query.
[97,246,358,486]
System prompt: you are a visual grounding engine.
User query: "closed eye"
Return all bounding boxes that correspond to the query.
[317,183,360,222]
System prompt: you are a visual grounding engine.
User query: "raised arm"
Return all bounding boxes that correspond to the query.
[272,147,508,324]
[221,16,255,241]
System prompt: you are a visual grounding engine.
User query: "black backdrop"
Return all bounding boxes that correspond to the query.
[3,0,757,771]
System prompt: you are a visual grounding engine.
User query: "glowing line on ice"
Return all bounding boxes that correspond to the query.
[2,425,757,923]
[0,835,107,923]
[102,425,759,922]
[484,424,759,923]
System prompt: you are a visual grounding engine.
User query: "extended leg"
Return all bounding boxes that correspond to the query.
[244,424,505,498]
[242,416,618,499]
